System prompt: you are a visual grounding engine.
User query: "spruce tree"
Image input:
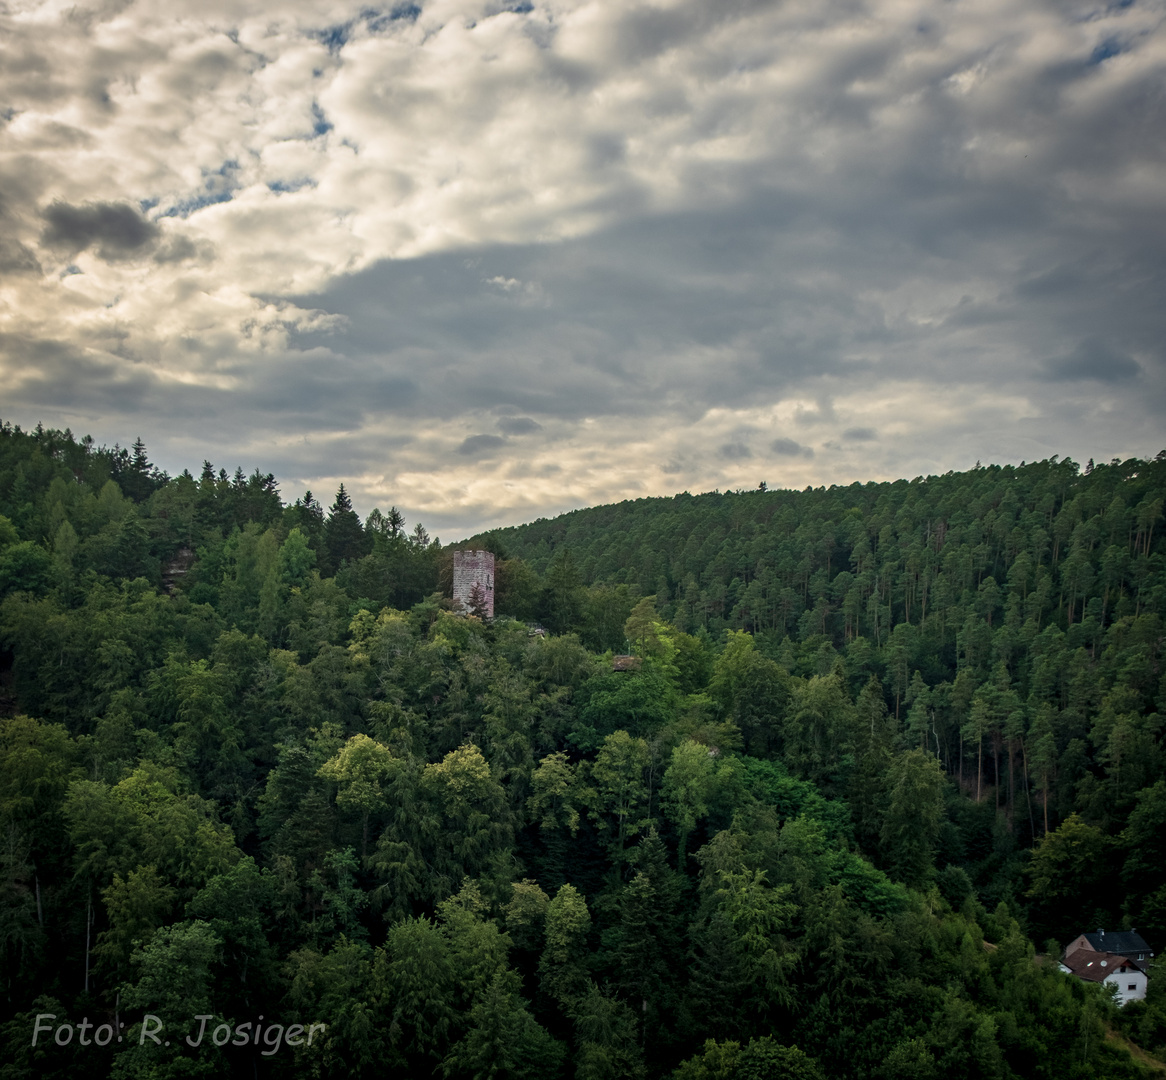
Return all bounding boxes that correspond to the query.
[324,484,368,571]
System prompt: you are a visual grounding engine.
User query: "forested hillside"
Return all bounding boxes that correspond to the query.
[473,458,1166,856]
[2,419,1165,1080]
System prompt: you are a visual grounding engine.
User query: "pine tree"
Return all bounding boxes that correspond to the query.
[324,484,368,571]
[116,437,159,502]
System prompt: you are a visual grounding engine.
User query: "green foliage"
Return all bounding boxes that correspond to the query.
[324,484,370,573]
[673,1037,825,1080]
[879,750,946,889]
[94,865,176,973]
[442,969,565,1080]
[572,984,645,1080]
[0,425,1164,1080]
[578,669,679,745]
[379,915,456,1063]
[113,920,224,1079]
[64,762,239,896]
[318,733,397,856]
[1026,813,1115,938]
[708,631,791,757]
[540,883,592,1009]
[784,673,857,793]
[589,731,652,856]
[712,868,797,1007]
[0,542,52,600]
[529,752,588,835]
[504,878,550,953]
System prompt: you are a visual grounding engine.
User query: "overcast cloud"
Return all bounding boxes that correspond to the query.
[2,0,1164,535]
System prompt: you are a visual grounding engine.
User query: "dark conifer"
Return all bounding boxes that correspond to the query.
[325,483,369,571]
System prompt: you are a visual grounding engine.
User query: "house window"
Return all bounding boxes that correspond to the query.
[1129,985,1136,991]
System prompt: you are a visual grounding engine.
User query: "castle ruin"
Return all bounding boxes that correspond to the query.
[453,549,495,619]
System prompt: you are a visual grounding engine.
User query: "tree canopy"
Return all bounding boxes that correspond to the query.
[0,419,1164,1079]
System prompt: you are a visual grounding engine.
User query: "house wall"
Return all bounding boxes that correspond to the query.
[1105,969,1148,1006]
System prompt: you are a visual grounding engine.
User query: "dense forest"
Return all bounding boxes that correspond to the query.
[2,418,1165,1079]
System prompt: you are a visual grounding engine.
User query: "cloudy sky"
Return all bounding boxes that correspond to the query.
[2,0,1164,537]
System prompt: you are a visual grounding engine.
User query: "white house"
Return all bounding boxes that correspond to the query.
[1061,929,1153,1006]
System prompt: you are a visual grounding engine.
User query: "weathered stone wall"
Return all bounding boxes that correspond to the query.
[453,549,495,618]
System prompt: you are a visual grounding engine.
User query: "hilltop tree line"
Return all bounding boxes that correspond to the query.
[472,456,1166,884]
[1,419,1164,1079]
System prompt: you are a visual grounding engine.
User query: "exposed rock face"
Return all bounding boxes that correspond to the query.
[162,547,195,594]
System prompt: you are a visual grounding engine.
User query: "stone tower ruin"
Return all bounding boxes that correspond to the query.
[453,549,495,619]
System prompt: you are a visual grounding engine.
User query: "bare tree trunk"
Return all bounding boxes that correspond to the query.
[84,890,91,994]
[1008,738,1016,823]
[1021,739,1036,841]
[994,738,1000,811]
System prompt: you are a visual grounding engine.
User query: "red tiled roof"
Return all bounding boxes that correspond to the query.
[1063,949,1141,983]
